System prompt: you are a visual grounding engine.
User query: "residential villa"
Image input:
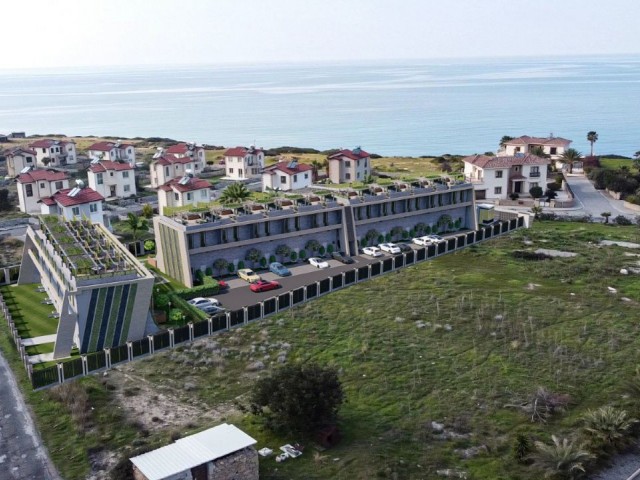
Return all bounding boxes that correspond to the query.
[29,139,77,166]
[157,174,212,215]
[130,424,258,480]
[16,168,70,214]
[327,147,370,184]
[224,146,264,180]
[18,216,154,358]
[87,160,136,199]
[154,181,476,287]
[39,182,106,224]
[5,147,38,177]
[463,153,550,200]
[149,154,201,188]
[498,135,571,160]
[166,142,206,170]
[87,141,136,165]
[262,159,313,191]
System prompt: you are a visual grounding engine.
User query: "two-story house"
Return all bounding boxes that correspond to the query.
[463,154,549,200]
[262,159,313,191]
[5,147,37,177]
[29,139,77,166]
[166,142,206,171]
[87,141,136,165]
[327,147,370,184]
[224,146,264,180]
[39,182,105,224]
[157,175,212,215]
[16,168,70,213]
[498,135,572,160]
[150,154,201,188]
[87,160,137,199]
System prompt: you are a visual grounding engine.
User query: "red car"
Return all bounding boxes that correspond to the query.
[217,280,229,290]
[249,280,281,293]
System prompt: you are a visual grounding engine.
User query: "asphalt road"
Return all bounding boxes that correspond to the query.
[0,349,60,480]
[564,175,637,218]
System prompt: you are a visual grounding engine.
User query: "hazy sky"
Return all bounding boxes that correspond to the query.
[2,0,639,69]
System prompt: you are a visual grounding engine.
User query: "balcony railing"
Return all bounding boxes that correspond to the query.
[529,172,541,178]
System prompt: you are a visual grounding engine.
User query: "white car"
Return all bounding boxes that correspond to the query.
[309,257,330,269]
[187,297,221,310]
[362,246,383,257]
[379,242,401,254]
[426,234,446,243]
[412,236,433,246]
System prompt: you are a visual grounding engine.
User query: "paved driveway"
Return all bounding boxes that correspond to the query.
[0,349,60,480]
[565,175,637,219]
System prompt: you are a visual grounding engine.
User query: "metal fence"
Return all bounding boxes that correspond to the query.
[0,217,525,390]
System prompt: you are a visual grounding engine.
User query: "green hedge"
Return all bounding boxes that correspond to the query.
[175,282,220,300]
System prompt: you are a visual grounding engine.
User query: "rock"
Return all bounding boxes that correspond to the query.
[183,381,197,391]
[620,268,629,275]
[444,324,453,331]
[455,445,488,459]
[621,297,632,302]
[415,321,426,329]
[436,469,467,478]
[395,316,405,323]
[608,287,618,294]
[276,319,285,326]
[277,354,287,364]
[246,361,265,371]
[431,421,445,433]
[281,342,291,350]
[494,314,503,321]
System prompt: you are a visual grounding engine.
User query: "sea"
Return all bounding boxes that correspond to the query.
[0,55,639,157]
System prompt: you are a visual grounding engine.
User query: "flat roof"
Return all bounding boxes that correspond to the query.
[130,424,256,480]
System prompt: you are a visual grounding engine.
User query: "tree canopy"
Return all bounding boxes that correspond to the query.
[249,363,345,437]
[219,182,251,205]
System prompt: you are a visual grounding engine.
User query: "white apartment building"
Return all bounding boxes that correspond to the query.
[39,183,106,224]
[16,168,70,214]
[157,175,212,215]
[262,160,313,191]
[29,139,77,166]
[87,141,136,165]
[87,160,137,199]
[224,146,264,180]
[6,147,37,177]
[327,147,370,184]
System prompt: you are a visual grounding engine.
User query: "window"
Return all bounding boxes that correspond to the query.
[364,159,367,167]
[530,166,540,177]
[110,171,114,177]
[514,166,520,172]
[97,173,103,185]
[89,203,98,213]
[122,171,129,178]
[345,161,351,168]
[25,184,33,197]
[55,181,63,190]
[72,207,80,216]
[494,187,502,195]
[515,147,521,153]
[174,192,179,201]
[128,149,132,154]
[345,173,351,180]
[239,169,243,176]
[187,192,193,201]
[26,157,33,163]
[530,182,538,189]
[304,173,308,179]
[40,182,45,189]
[293,175,298,182]
[200,189,208,199]
[550,147,557,155]
[495,170,503,178]
[357,172,360,179]
[42,148,46,153]
[229,168,234,174]
[124,185,130,192]
[280,176,287,183]
[165,167,170,176]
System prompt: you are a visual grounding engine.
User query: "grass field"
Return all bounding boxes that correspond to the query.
[1,284,59,338]
[599,157,635,170]
[3,221,636,479]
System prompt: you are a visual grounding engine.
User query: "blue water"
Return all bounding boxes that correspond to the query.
[0,55,639,157]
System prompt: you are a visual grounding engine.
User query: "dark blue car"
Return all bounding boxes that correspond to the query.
[269,262,291,276]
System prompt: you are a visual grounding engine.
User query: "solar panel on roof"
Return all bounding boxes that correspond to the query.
[178,176,190,185]
[287,160,298,169]
[68,187,80,197]
[20,166,32,174]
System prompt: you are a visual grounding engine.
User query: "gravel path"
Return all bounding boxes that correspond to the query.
[591,447,640,480]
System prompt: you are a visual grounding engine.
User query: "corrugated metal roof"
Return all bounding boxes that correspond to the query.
[129,424,256,480]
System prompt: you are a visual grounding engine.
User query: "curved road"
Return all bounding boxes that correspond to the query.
[565,174,638,219]
[0,349,60,480]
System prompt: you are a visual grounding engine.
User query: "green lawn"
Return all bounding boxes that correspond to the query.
[599,157,634,170]
[1,284,59,338]
[25,342,55,356]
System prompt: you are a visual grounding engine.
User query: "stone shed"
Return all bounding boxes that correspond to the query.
[130,423,258,480]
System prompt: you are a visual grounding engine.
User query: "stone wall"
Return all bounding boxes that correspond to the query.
[208,447,258,480]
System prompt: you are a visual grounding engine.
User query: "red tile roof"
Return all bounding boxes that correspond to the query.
[87,141,134,152]
[88,160,134,173]
[328,148,370,161]
[166,143,202,155]
[40,187,104,207]
[158,177,211,193]
[263,162,313,176]
[224,146,263,157]
[5,147,36,157]
[153,154,195,166]
[463,154,550,169]
[29,139,74,148]
[16,169,69,183]
[505,135,571,147]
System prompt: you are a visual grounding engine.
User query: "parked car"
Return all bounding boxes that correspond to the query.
[332,251,355,264]
[362,246,383,257]
[412,236,433,246]
[249,279,281,292]
[216,279,229,290]
[425,234,446,243]
[269,262,291,276]
[238,268,261,283]
[379,242,401,254]
[187,297,221,310]
[201,305,226,316]
[309,257,330,269]
[396,243,412,252]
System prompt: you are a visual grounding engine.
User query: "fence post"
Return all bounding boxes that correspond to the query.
[148,335,155,355]
[243,307,249,325]
[275,295,280,312]
[57,363,64,384]
[169,329,175,348]
[127,342,133,362]
[81,355,88,375]
[303,286,307,302]
[316,281,321,297]
[289,291,294,306]
[207,317,213,335]
[260,301,264,317]
[329,276,333,291]
[226,311,231,330]
[105,348,112,369]
[188,323,194,342]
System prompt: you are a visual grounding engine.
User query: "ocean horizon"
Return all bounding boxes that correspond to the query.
[1,54,639,157]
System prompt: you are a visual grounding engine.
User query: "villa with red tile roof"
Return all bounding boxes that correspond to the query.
[166,142,205,170]
[87,160,137,199]
[87,140,136,165]
[150,153,202,188]
[262,159,313,191]
[327,147,371,184]
[224,146,264,180]
[463,153,550,200]
[39,183,106,224]
[498,135,572,160]
[16,168,70,213]
[29,139,77,166]
[157,175,212,215]
[5,147,37,176]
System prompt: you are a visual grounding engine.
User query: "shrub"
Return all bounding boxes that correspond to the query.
[299,249,307,260]
[290,251,297,262]
[582,406,638,454]
[530,435,592,479]
[237,260,245,270]
[169,309,184,322]
[175,283,220,300]
[144,240,155,252]
[318,245,326,255]
[326,244,334,254]
[530,186,544,198]
[259,257,267,267]
[513,433,532,464]
[227,263,235,274]
[205,267,213,276]
[377,235,385,244]
[269,254,277,263]
[509,193,519,201]
[614,215,632,225]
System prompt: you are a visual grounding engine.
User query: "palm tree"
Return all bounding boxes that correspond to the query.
[500,135,515,148]
[531,146,549,158]
[560,148,583,173]
[127,212,148,240]
[633,152,640,172]
[530,206,543,220]
[601,212,611,224]
[582,406,637,453]
[310,160,324,182]
[530,435,593,479]
[219,182,251,205]
[587,131,598,157]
